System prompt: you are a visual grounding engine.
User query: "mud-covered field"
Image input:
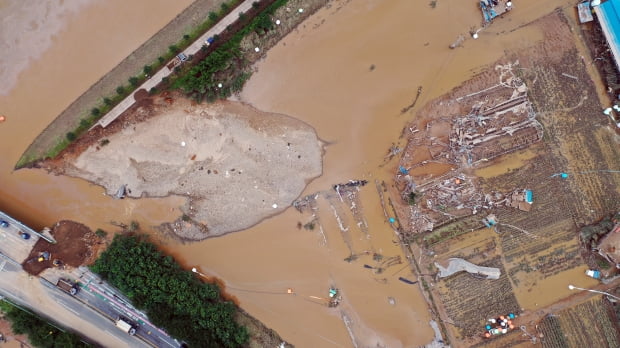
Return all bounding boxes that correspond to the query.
[394,9,620,348]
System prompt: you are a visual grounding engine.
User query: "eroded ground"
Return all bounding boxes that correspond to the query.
[56,97,323,239]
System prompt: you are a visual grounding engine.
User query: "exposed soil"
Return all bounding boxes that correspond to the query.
[21,220,101,275]
[42,95,324,240]
[0,316,28,348]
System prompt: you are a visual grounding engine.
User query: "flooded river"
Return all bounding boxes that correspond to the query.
[0,0,576,346]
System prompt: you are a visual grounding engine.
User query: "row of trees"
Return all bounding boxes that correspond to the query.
[0,300,88,348]
[174,0,288,101]
[90,234,248,347]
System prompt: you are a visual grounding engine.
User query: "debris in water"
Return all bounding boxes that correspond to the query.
[398,277,418,285]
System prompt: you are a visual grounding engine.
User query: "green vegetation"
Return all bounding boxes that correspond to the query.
[90,235,248,347]
[128,220,140,232]
[0,299,89,347]
[66,132,76,142]
[173,0,289,102]
[95,228,107,238]
[407,191,417,205]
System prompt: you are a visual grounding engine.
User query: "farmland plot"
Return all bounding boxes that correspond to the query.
[539,297,620,348]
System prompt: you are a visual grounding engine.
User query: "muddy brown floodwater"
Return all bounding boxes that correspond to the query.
[0,0,578,347]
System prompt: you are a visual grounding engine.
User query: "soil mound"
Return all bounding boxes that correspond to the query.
[22,221,100,275]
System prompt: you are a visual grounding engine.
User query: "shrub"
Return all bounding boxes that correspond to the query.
[183,34,190,41]
[209,11,219,22]
[66,132,76,141]
[99,139,110,147]
[128,221,139,232]
[103,97,112,106]
[116,86,125,94]
[252,1,260,9]
[91,107,101,117]
[221,2,230,11]
[129,77,139,87]
[95,228,107,238]
[158,56,165,64]
[80,119,90,128]
[143,65,153,75]
[169,45,179,54]
[149,87,158,95]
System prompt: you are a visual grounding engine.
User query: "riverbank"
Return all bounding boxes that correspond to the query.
[16,0,228,169]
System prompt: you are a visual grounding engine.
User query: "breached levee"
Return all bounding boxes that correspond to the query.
[64,100,323,239]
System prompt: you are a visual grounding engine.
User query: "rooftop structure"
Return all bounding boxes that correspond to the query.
[594,0,620,69]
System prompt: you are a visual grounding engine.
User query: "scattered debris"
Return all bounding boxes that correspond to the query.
[401,86,424,114]
[333,180,368,192]
[114,184,127,199]
[483,313,516,338]
[398,277,418,285]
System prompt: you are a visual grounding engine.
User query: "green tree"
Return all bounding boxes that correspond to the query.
[143,65,153,75]
[103,97,112,106]
[116,86,125,95]
[209,11,219,22]
[169,45,179,54]
[91,235,249,347]
[66,132,77,141]
[91,107,100,117]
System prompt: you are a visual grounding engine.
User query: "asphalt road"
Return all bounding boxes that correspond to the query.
[64,267,181,348]
[0,254,149,347]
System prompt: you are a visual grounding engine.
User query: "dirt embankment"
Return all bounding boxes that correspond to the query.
[47,95,323,240]
[17,0,229,168]
[22,220,102,275]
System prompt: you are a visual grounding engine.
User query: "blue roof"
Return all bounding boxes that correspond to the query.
[596,0,620,68]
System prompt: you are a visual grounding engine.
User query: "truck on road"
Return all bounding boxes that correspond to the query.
[56,278,79,295]
[115,317,137,336]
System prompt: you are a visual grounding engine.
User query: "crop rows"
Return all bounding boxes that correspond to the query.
[540,298,620,348]
[436,257,520,338]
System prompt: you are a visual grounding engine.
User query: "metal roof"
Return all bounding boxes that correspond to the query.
[595,0,620,69]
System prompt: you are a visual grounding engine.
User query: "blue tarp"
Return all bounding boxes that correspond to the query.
[596,0,620,68]
[525,190,533,204]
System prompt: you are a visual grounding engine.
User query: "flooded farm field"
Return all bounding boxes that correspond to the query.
[2,0,619,347]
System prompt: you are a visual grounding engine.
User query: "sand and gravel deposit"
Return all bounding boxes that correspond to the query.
[64,100,323,238]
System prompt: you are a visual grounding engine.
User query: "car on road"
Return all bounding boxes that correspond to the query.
[0,220,8,228]
[204,37,215,46]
